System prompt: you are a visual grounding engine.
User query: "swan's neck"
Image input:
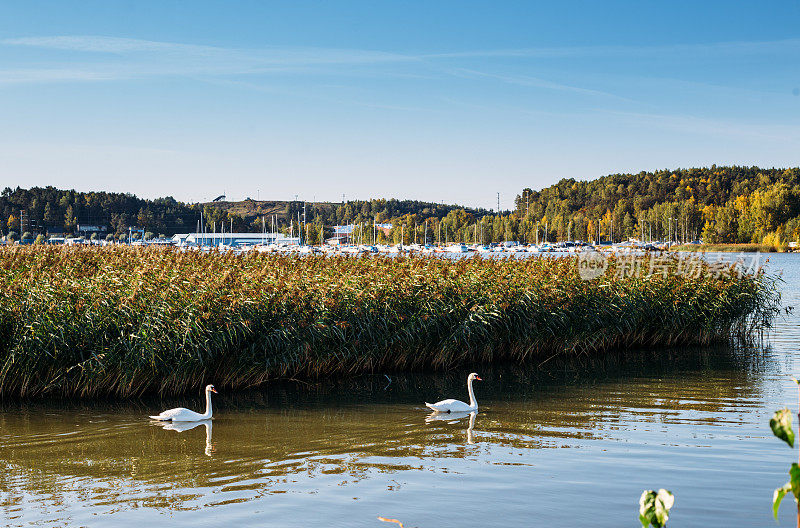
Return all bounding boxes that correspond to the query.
[467,378,477,408]
[203,390,213,419]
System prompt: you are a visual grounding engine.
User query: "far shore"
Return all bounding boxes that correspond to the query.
[670,243,794,253]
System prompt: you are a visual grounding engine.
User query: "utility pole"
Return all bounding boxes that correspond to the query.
[497,193,500,213]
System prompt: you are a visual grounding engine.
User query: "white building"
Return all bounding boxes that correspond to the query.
[172,232,300,247]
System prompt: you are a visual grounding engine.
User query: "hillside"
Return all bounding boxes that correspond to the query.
[5,165,800,246]
[513,165,800,246]
[0,186,488,243]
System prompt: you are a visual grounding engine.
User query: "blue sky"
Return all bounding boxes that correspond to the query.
[0,1,798,209]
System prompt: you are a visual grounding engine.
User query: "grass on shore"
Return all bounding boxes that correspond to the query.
[0,246,780,398]
[671,243,784,253]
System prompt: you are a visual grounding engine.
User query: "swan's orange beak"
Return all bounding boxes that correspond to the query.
[210,387,218,393]
[475,376,482,381]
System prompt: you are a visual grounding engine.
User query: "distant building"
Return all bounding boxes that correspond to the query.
[77,225,107,234]
[331,225,354,245]
[173,232,299,247]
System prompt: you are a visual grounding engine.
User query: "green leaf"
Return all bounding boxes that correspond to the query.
[774,482,791,519]
[770,409,795,447]
[791,377,800,385]
[773,465,800,519]
[639,489,674,527]
[656,489,675,511]
[791,463,800,501]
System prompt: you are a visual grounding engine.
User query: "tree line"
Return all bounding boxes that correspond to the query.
[511,165,800,246]
[0,186,490,242]
[4,166,800,245]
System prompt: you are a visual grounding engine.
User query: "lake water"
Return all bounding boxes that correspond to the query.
[2,252,800,527]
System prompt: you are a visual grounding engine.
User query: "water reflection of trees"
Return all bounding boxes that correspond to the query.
[0,345,770,516]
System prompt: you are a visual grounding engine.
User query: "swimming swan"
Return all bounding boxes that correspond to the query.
[425,373,481,413]
[150,384,217,422]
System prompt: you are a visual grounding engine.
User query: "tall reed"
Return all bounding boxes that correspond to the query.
[0,246,779,397]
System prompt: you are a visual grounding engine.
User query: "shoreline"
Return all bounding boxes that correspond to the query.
[671,243,791,253]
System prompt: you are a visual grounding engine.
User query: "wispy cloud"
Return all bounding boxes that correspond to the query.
[424,38,800,60]
[2,35,416,65]
[602,109,800,143]
[0,35,419,85]
[3,36,204,53]
[2,34,796,115]
[448,68,629,101]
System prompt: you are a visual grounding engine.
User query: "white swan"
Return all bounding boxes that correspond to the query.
[149,384,217,422]
[425,373,481,413]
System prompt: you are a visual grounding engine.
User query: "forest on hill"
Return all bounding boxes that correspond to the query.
[512,165,800,246]
[3,165,799,246]
[0,186,485,243]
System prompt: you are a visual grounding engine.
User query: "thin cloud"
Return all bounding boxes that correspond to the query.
[3,34,796,112]
[602,109,800,143]
[1,35,416,65]
[3,36,204,53]
[449,67,628,101]
[0,35,423,86]
[425,38,800,60]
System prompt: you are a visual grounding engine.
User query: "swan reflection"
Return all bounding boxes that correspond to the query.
[426,410,478,444]
[153,419,215,456]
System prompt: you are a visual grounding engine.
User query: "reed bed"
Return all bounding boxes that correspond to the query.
[0,246,780,398]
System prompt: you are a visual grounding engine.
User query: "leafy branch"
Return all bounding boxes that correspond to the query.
[772,378,800,520]
[639,489,675,528]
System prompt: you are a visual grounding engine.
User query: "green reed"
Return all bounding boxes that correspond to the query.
[0,246,779,397]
